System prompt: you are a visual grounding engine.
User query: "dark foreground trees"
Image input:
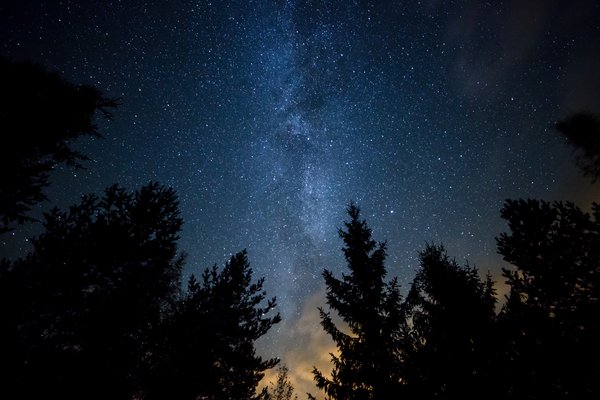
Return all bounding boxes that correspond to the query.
[404,245,497,400]
[4,57,600,399]
[0,59,280,400]
[497,199,600,399]
[309,113,600,399]
[0,183,184,399]
[311,207,501,400]
[0,57,118,233]
[313,204,407,400]
[312,201,600,399]
[142,250,281,400]
[0,184,281,400]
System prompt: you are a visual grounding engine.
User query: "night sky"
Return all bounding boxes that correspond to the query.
[2,0,600,394]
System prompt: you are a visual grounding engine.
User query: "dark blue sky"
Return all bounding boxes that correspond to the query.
[2,0,600,393]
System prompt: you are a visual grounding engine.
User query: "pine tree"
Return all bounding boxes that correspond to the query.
[143,250,281,400]
[404,244,497,399]
[313,204,407,400]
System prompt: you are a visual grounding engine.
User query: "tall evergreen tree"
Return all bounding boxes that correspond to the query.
[143,250,281,400]
[313,204,407,400]
[497,199,600,399]
[0,57,118,232]
[0,183,184,399]
[404,244,497,399]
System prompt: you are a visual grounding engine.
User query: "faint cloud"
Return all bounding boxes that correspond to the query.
[445,0,553,98]
[261,290,338,399]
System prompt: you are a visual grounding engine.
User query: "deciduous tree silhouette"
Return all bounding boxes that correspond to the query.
[497,199,600,399]
[0,183,184,399]
[403,244,497,400]
[313,204,407,400]
[142,250,281,400]
[555,112,600,182]
[0,57,118,233]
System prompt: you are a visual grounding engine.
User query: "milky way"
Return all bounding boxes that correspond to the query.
[2,0,600,394]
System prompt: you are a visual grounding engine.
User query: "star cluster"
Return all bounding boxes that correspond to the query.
[2,0,600,392]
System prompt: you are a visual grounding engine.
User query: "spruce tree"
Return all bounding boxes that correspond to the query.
[404,244,497,399]
[313,204,407,400]
[143,250,281,400]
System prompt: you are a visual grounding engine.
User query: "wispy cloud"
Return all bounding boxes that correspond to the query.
[261,290,338,399]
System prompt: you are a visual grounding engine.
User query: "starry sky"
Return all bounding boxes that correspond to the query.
[2,0,600,395]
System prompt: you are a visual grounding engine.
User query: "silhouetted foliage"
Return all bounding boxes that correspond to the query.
[0,183,184,399]
[142,250,281,400]
[0,57,118,232]
[266,365,298,400]
[497,199,600,399]
[404,244,497,400]
[313,204,407,400]
[556,112,600,182]
[5,60,599,400]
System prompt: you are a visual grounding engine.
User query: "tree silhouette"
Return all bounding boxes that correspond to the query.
[497,199,600,399]
[403,244,497,399]
[313,204,407,400]
[0,182,184,399]
[555,112,600,182]
[266,365,298,400]
[142,250,281,400]
[0,57,118,233]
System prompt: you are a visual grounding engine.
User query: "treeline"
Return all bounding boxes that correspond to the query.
[1,57,599,399]
[312,200,599,400]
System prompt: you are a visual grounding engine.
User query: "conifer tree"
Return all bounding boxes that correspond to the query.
[313,204,407,400]
[143,250,281,400]
[404,244,497,399]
